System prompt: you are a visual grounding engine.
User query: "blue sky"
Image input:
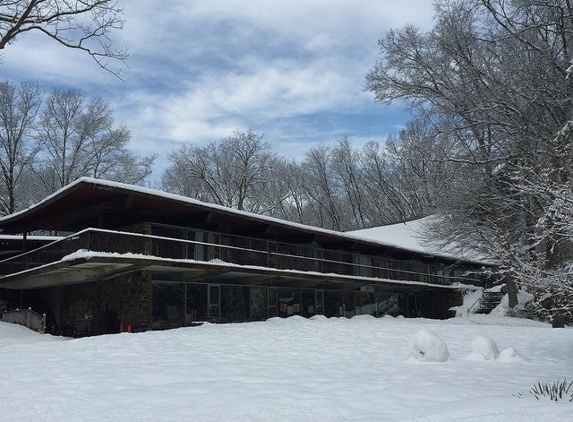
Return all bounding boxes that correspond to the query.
[1,0,435,178]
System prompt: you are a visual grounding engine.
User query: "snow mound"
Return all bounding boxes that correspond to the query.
[309,315,328,321]
[285,315,307,323]
[498,347,527,362]
[265,317,287,324]
[351,314,375,320]
[408,329,450,362]
[465,336,499,361]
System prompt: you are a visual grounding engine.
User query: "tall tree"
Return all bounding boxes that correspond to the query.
[300,145,345,230]
[331,137,368,229]
[358,140,408,223]
[365,0,573,320]
[34,87,154,197]
[383,120,458,216]
[0,0,127,76]
[266,159,310,224]
[163,130,277,212]
[0,80,40,214]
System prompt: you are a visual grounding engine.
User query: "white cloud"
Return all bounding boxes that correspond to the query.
[1,0,434,174]
[116,58,366,148]
[170,0,435,47]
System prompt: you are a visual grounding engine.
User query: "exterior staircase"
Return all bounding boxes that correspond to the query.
[475,290,505,314]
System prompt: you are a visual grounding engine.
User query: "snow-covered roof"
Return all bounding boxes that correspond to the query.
[0,177,487,264]
[348,217,437,256]
[347,216,489,264]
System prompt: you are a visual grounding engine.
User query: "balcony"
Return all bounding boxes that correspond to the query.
[0,227,481,286]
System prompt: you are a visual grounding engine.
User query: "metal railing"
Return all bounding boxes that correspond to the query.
[0,228,482,286]
[1,308,46,333]
[467,297,482,314]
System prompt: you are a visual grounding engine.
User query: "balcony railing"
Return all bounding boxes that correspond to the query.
[0,228,482,286]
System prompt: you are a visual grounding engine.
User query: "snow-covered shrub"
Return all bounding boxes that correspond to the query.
[466,336,499,361]
[408,329,449,362]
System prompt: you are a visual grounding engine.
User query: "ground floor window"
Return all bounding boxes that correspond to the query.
[278,289,301,317]
[376,292,404,317]
[151,280,418,327]
[250,287,268,321]
[152,282,185,329]
[186,284,208,322]
[301,290,316,317]
[220,286,248,322]
[268,289,278,318]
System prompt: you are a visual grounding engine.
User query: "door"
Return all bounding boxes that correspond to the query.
[315,290,324,315]
[267,288,278,317]
[208,284,220,319]
[250,287,268,321]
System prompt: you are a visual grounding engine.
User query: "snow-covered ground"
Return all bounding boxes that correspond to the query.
[1,315,571,422]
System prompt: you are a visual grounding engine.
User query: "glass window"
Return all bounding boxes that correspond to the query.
[324,291,342,317]
[315,290,324,315]
[208,285,220,318]
[343,292,356,317]
[277,289,300,317]
[152,282,185,328]
[186,284,208,323]
[358,292,377,316]
[268,289,278,317]
[220,286,247,322]
[301,290,316,317]
[249,287,268,321]
[377,292,403,317]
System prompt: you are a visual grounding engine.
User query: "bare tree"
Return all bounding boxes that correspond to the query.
[331,137,368,228]
[33,87,154,197]
[300,145,345,230]
[366,0,573,320]
[0,80,40,214]
[266,159,309,224]
[384,121,458,216]
[163,130,277,212]
[0,0,127,76]
[358,141,408,223]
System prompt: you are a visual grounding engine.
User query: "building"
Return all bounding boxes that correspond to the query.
[0,178,488,336]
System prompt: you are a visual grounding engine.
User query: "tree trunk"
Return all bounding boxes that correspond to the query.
[505,275,518,309]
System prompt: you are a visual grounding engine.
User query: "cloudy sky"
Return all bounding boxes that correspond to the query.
[1,1,435,178]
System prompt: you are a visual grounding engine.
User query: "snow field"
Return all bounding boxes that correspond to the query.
[0,315,571,422]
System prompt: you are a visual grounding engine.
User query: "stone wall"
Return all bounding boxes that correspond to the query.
[97,271,153,333]
[57,270,153,336]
